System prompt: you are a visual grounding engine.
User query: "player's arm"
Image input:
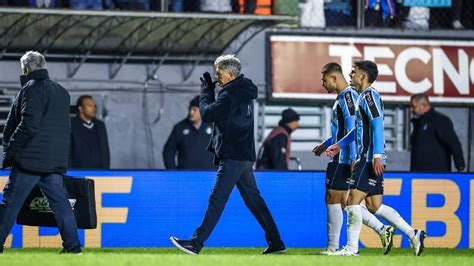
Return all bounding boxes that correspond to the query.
[366,92,385,176]
[313,136,332,156]
[326,129,355,157]
[340,91,357,161]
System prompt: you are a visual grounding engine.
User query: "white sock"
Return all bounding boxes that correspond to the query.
[327,204,343,251]
[361,205,385,235]
[345,205,362,253]
[375,204,415,239]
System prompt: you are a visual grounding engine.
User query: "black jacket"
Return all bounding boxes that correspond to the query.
[410,108,465,172]
[200,74,257,164]
[70,116,110,169]
[257,124,292,170]
[162,119,215,169]
[2,69,71,174]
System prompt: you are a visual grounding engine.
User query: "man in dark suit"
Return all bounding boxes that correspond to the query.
[0,51,81,254]
[170,55,285,255]
[410,93,465,172]
[162,96,215,170]
[70,95,110,169]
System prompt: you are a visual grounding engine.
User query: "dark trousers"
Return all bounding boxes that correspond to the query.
[0,167,80,249]
[191,159,283,248]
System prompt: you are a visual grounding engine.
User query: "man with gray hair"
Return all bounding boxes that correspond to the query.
[0,51,81,254]
[170,54,286,255]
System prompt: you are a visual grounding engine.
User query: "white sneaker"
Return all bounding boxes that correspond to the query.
[327,247,359,256]
[410,229,426,256]
[319,247,337,255]
[452,20,464,30]
[380,226,394,255]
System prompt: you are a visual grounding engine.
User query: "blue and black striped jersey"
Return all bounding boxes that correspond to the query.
[355,87,386,163]
[323,86,358,164]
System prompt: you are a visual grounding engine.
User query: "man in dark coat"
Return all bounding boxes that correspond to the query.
[70,95,110,169]
[256,108,300,170]
[410,93,465,172]
[0,51,81,254]
[162,96,215,170]
[170,55,285,255]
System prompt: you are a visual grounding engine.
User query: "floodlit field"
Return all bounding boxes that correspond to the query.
[1,248,473,266]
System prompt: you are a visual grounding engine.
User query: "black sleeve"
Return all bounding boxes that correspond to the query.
[200,89,231,122]
[2,95,19,148]
[162,126,179,169]
[267,134,289,170]
[98,121,110,169]
[435,115,466,170]
[5,85,43,154]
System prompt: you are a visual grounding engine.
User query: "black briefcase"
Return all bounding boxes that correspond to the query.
[16,176,97,229]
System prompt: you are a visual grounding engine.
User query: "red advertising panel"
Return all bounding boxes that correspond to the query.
[269,34,474,104]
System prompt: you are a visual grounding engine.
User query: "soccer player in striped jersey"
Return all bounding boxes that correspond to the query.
[313,62,394,255]
[326,60,425,256]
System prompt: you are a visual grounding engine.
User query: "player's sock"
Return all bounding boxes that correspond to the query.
[361,205,385,235]
[375,204,415,239]
[345,205,362,253]
[327,203,343,251]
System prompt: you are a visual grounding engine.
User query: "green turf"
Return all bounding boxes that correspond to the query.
[1,248,473,266]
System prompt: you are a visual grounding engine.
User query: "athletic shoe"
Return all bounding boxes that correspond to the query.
[170,236,200,255]
[60,245,82,255]
[319,247,337,255]
[327,247,359,256]
[410,230,426,256]
[0,246,3,254]
[262,245,286,255]
[380,226,394,255]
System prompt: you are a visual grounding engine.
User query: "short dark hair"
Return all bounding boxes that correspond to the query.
[76,95,93,112]
[321,62,343,76]
[410,93,430,105]
[354,60,378,83]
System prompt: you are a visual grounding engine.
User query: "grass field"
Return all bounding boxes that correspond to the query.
[1,248,473,266]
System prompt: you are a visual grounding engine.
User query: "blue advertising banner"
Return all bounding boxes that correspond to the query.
[0,170,472,248]
[404,0,452,7]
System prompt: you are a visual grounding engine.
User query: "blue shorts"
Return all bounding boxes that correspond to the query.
[325,162,351,191]
[348,161,384,196]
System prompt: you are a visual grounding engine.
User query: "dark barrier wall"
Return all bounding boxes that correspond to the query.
[0,170,472,248]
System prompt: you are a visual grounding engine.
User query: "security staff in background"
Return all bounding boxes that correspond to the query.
[256,108,300,170]
[70,95,110,169]
[410,93,465,172]
[0,51,81,254]
[162,96,215,170]
[170,54,285,255]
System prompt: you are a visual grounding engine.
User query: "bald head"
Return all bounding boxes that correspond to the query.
[410,93,431,117]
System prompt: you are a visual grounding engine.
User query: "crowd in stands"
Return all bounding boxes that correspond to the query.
[0,0,471,29]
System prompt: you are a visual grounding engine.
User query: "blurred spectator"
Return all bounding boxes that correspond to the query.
[403,6,430,30]
[162,96,215,170]
[324,0,355,26]
[115,0,150,10]
[300,0,325,28]
[70,95,110,169]
[200,0,231,12]
[170,0,200,12]
[28,0,57,8]
[232,0,272,15]
[409,93,465,172]
[69,0,104,10]
[256,108,300,170]
[365,0,396,27]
